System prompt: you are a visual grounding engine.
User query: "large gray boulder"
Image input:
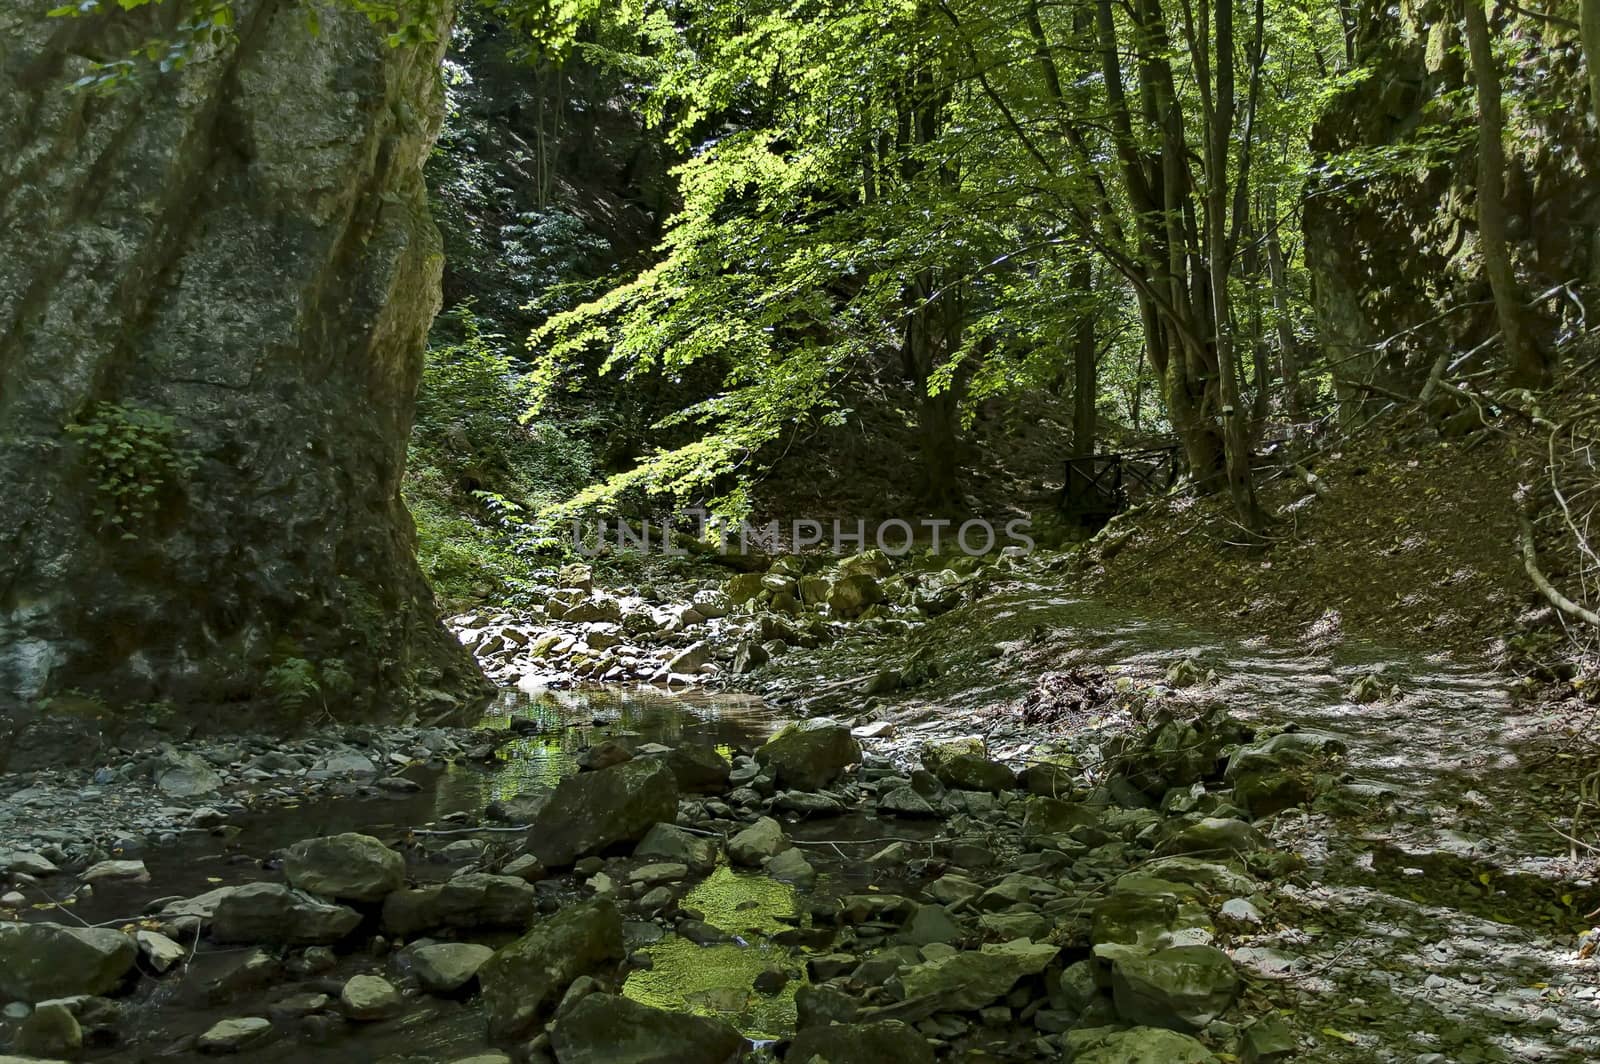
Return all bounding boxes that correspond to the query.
[755,720,860,791]
[209,883,361,945]
[0,922,136,1002]
[1225,730,1347,780]
[196,1016,275,1053]
[154,751,224,797]
[340,974,402,1021]
[649,744,732,794]
[888,940,1058,1020]
[550,993,746,1064]
[727,817,790,867]
[527,759,679,867]
[633,824,719,874]
[283,833,406,902]
[409,942,494,995]
[1156,818,1267,860]
[18,1000,82,1058]
[1226,730,1348,817]
[478,900,624,1040]
[434,873,540,929]
[1090,877,1209,949]
[1111,945,1240,1031]
[0,0,488,762]
[827,574,883,618]
[935,754,1016,793]
[382,874,538,936]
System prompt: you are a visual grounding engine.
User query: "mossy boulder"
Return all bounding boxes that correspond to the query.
[827,574,884,618]
[0,923,136,1002]
[551,993,746,1064]
[1066,1025,1221,1063]
[787,1021,934,1064]
[527,758,679,867]
[756,720,860,791]
[478,900,624,1040]
[1110,945,1239,1032]
[283,833,406,902]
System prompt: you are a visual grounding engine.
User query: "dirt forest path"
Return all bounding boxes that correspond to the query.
[762,574,1600,1062]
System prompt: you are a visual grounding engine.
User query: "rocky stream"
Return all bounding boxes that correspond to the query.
[2,552,1597,1064]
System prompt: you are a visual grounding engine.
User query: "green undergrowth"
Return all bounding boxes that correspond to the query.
[405,306,600,608]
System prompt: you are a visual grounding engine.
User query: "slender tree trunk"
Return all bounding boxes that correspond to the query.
[1463,0,1547,387]
[1583,0,1600,128]
[902,272,965,509]
[1196,0,1262,528]
[1072,260,1098,455]
[1264,190,1307,417]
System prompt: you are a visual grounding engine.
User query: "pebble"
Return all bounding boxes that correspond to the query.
[197,1016,273,1052]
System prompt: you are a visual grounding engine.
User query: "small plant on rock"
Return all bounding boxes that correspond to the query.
[66,402,199,539]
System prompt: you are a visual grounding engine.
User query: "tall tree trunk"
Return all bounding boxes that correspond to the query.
[1240,211,1271,435]
[902,272,965,510]
[1195,0,1262,528]
[1583,0,1600,128]
[1463,0,1547,387]
[1072,260,1098,455]
[1264,189,1307,417]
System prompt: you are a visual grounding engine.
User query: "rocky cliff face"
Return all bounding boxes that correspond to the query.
[1304,3,1596,403]
[0,0,488,763]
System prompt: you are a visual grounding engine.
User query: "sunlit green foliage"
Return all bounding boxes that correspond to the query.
[407,307,599,603]
[532,0,1354,515]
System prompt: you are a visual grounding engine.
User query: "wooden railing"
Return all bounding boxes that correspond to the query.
[1060,442,1183,516]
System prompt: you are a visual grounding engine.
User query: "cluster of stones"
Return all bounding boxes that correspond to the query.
[0,699,1348,1062]
[0,725,495,883]
[452,549,1010,689]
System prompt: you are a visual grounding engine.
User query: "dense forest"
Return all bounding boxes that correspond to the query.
[408,0,1600,612]
[4,0,1600,1061]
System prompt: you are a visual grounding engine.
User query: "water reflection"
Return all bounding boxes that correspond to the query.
[429,686,784,820]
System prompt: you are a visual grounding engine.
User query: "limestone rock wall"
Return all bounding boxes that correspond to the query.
[0,0,488,761]
[1304,3,1597,404]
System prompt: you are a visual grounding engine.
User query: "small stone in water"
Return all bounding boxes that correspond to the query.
[19,1001,81,1057]
[637,886,673,912]
[299,946,337,974]
[753,968,790,994]
[630,862,689,886]
[502,854,545,881]
[197,1016,274,1052]
[82,859,149,884]
[268,992,331,1018]
[136,929,186,973]
[411,942,494,995]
